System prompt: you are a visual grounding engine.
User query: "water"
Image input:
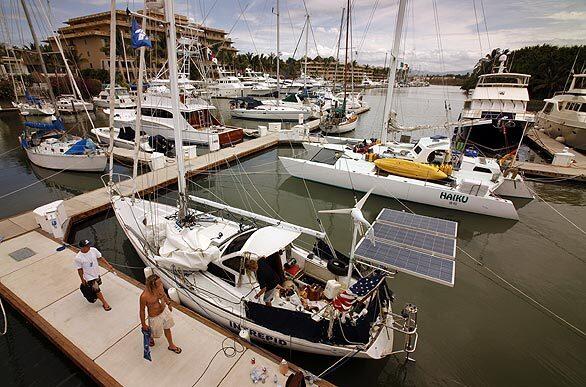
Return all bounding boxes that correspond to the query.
[1,87,585,386]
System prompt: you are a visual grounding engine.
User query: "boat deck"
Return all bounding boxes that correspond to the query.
[520,129,586,182]
[0,229,327,386]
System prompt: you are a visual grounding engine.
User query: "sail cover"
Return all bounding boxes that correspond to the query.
[242,226,301,258]
[157,222,221,271]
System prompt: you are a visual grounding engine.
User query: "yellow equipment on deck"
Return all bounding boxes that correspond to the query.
[374,158,448,180]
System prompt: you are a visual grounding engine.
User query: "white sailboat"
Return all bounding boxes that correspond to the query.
[17,0,106,172]
[109,0,457,359]
[93,85,136,109]
[56,94,94,114]
[229,2,313,122]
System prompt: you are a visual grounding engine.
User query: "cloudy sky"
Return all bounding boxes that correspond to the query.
[4,0,586,72]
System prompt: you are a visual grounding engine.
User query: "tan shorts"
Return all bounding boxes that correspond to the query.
[148,306,175,338]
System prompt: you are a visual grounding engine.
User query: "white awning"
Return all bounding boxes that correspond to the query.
[242,226,301,257]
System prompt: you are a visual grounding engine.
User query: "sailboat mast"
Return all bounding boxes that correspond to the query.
[332,7,344,95]
[19,0,57,112]
[107,0,116,181]
[276,0,280,101]
[304,14,308,90]
[381,0,407,143]
[342,0,350,109]
[164,0,188,220]
[132,14,147,187]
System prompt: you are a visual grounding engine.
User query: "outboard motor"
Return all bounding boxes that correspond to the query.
[148,135,174,156]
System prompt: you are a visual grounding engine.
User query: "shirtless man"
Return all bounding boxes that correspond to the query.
[139,274,181,354]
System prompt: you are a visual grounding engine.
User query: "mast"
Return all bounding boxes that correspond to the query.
[332,8,344,95]
[275,0,280,102]
[164,0,188,220]
[381,0,407,143]
[19,0,58,112]
[132,14,147,189]
[342,0,350,111]
[107,0,116,181]
[304,14,308,91]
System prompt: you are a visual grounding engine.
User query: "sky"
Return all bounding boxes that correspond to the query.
[3,0,586,72]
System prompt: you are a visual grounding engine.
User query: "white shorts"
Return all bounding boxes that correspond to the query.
[148,305,175,338]
[263,288,277,303]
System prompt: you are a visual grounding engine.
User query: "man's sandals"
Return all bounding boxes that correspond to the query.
[103,305,112,311]
[168,346,182,354]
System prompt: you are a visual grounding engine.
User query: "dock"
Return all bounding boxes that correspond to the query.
[0,227,331,386]
[519,128,586,182]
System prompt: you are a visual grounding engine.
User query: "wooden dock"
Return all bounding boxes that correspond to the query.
[0,228,331,386]
[519,129,586,182]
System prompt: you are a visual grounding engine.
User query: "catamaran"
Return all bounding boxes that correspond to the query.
[109,0,456,360]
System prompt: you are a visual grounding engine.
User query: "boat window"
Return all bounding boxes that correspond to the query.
[413,145,422,154]
[580,104,586,113]
[463,101,472,109]
[573,103,581,111]
[543,102,554,114]
[223,257,243,273]
[223,231,254,256]
[473,166,492,174]
[310,148,340,165]
[207,262,236,286]
[141,108,173,118]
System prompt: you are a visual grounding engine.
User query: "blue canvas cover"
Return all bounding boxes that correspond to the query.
[64,138,97,155]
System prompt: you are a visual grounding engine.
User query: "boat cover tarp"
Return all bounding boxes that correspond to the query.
[24,118,65,132]
[242,226,300,258]
[231,97,263,109]
[157,222,221,271]
[64,138,97,155]
[25,91,42,107]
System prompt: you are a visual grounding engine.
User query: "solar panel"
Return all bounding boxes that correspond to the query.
[355,238,455,287]
[377,208,457,238]
[372,222,456,258]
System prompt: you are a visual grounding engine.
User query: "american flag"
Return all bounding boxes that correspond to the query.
[332,274,385,312]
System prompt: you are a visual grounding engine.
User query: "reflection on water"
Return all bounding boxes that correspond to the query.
[1,87,585,386]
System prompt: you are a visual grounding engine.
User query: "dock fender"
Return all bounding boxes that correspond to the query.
[168,287,181,304]
[144,267,153,279]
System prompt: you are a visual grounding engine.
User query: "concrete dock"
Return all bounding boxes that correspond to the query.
[0,228,330,386]
[520,128,586,182]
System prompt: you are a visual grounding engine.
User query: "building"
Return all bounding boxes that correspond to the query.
[0,55,29,79]
[304,57,388,84]
[48,9,236,82]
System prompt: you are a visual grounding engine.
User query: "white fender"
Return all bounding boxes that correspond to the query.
[143,267,153,279]
[168,287,180,304]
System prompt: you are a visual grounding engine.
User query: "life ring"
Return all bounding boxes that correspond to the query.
[327,259,348,277]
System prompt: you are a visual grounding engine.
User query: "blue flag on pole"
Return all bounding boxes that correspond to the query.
[131,18,152,49]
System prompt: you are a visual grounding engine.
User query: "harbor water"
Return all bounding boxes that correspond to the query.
[1,86,585,386]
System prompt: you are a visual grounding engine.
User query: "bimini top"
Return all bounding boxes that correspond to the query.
[242,226,301,258]
[354,208,458,287]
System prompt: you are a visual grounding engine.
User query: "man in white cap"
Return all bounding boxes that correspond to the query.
[74,239,114,311]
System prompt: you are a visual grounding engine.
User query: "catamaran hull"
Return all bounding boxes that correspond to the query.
[112,197,394,359]
[24,148,107,172]
[279,157,519,220]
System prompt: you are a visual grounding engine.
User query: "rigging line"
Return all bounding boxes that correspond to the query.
[524,184,585,236]
[235,0,262,63]
[200,0,219,26]
[457,245,585,338]
[472,0,483,56]
[355,0,379,55]
[0,297,6,336]
[479,0,491,49]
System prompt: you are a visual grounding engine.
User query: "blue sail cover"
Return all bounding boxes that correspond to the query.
[24,118,65,132]
[64,138,97,155]
[25,90,42,107]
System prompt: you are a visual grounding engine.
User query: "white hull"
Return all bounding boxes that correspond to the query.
[279,156,520,219]
[25,147,107,172]
[114,117,220,145]
[14,102,55,116]
[112,197,394,359]
[321,118,358,134]
[93,99,136,109]
[231,108,312,121]
[210,88,252,99]
[91,127,153,152]
[57,100,94,113]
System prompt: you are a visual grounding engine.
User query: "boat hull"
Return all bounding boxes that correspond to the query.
[454,119,526,156]
[25,148,107,172]
[320,117,358,134]
[536,115,586,151]
[231,108,311,122]
[279,156,519,220]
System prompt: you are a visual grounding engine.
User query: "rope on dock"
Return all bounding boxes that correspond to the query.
[191,337,245,386]
[0,297,7,336]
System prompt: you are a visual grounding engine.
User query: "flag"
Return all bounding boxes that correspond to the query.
[131,19,152,49]
[142,327,152,361]
[332,274,385,313]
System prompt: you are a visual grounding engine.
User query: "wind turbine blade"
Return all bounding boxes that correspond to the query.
[318,208,353,214]
[355,187,375,210]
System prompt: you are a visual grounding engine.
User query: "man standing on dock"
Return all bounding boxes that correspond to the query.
[140,274,182,354]
[74,240,113,311]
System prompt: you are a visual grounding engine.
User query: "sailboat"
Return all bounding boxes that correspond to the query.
[320,1,358,135]
[17,0,106,172]
[229,1,313,122]
[279,0,533,220]
[109,0,458,359]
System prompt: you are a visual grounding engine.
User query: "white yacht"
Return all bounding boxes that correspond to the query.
[12,101,55,116]
[93,85,136,109]
[56,94,94,114]
[209,67,252,99]
[111,93,244,147]
[536,73,586,151]
[19,118,106,172]
[454,55,534,155]
[230,95,313,122]
[239,68,276,97]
